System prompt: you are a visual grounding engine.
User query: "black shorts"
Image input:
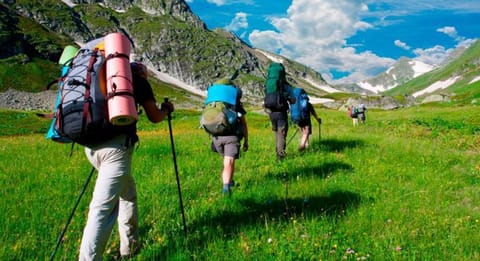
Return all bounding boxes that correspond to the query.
[212,135,241,159]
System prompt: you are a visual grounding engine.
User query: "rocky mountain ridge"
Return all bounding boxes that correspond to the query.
[0,0,330,102]
[357,57,434,94]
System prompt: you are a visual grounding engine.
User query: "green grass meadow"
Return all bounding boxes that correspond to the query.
[1,105,480,260]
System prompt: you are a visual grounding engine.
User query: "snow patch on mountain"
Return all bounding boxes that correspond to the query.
[356,81,396,94]
[412,76,461,97]
[410,60,434,78]
[304,77,340,93]
[469,75,480,84]
[256,49,284,64]
[62,0,75,7]
[150,70,206,97]
[357,59,434,94]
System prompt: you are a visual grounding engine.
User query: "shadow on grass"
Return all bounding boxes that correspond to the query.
[140,190,362,260]
[265,160,353,182]
[290,161,353,179]
[310,138,365,153]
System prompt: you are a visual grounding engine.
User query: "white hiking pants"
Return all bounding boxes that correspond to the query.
[79,135,138,260]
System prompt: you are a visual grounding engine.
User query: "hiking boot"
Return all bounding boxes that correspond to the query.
[222,187,231,197]
[222,184,231,197]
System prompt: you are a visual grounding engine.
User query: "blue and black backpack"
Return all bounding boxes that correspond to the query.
[290,87,309,124]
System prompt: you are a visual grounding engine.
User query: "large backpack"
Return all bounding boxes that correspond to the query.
[351,106,359,117]
[290,87,309,124]
[200,84,239,136]
[47,38,114,146]
[264,62,288,111]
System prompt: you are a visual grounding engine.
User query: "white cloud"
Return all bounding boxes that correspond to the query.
[413,37,476,66]
[249,0,393,83]
[207,0,225,6]
[410,26,476,66]
[365,0,480,14]
[394,40,410,50]
[225,12,248,32]
[437,26,458,39]
[413,45,450,65]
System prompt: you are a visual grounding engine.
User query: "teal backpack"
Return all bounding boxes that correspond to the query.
[264,63,288,111]
[352,106,359,117]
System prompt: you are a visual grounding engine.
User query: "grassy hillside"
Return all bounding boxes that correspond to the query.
[0,2,74,92]
[1,105,480,260]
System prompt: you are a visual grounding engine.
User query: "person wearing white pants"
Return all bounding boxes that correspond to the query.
[78,62,174,260]
[79,135,138,260]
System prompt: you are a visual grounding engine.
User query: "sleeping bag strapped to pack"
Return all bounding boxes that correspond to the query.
[264,62,288,111]
[290,87,309,124]
[200,83,239,136]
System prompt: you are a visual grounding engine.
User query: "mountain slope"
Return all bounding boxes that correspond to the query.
[0,0,334,105]
[384,40,480,104]
[357,57,434,94]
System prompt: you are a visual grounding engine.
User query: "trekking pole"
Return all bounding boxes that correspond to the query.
[164,98,187,236]
[318,121,322,141]
[286,127,299,147]
[50,167,95,261]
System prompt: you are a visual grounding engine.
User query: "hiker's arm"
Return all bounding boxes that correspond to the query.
[313,110,321,123]
[310,104,321,123]
[240,115,248,152]
[142,99,174,123]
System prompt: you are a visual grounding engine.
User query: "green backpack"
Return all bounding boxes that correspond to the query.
[200,84,239,136]
[264,62,288,111]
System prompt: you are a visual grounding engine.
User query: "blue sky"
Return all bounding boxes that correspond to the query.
[185,0,480,84]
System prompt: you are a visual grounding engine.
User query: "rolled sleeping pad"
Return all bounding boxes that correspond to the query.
[204,84,238,106]
[58,45,79,66]
[104,33,137,126]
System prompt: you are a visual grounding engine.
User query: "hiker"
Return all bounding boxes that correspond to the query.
[297,102,321,152]
[289,87,321,151]
[357,103,367,124]
[264,63,295,160]
[348,105,359,126]
[268,88,295,159]
[79,62,174,260]
[202,78,249,196]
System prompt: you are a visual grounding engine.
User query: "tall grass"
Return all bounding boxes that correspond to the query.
[1,105,480,260]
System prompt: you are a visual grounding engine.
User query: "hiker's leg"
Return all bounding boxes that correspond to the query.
[275,126,287,157]
[80,137,133,260]
[118,170,139,257]
[299,126,309,150]
[272,112,288,158]
[222,156,235,185]
[305,123,312,147]
[215,136,240,193]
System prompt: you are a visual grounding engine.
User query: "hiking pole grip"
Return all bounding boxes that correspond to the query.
[164,97,187,236]
[163,97,172,120]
